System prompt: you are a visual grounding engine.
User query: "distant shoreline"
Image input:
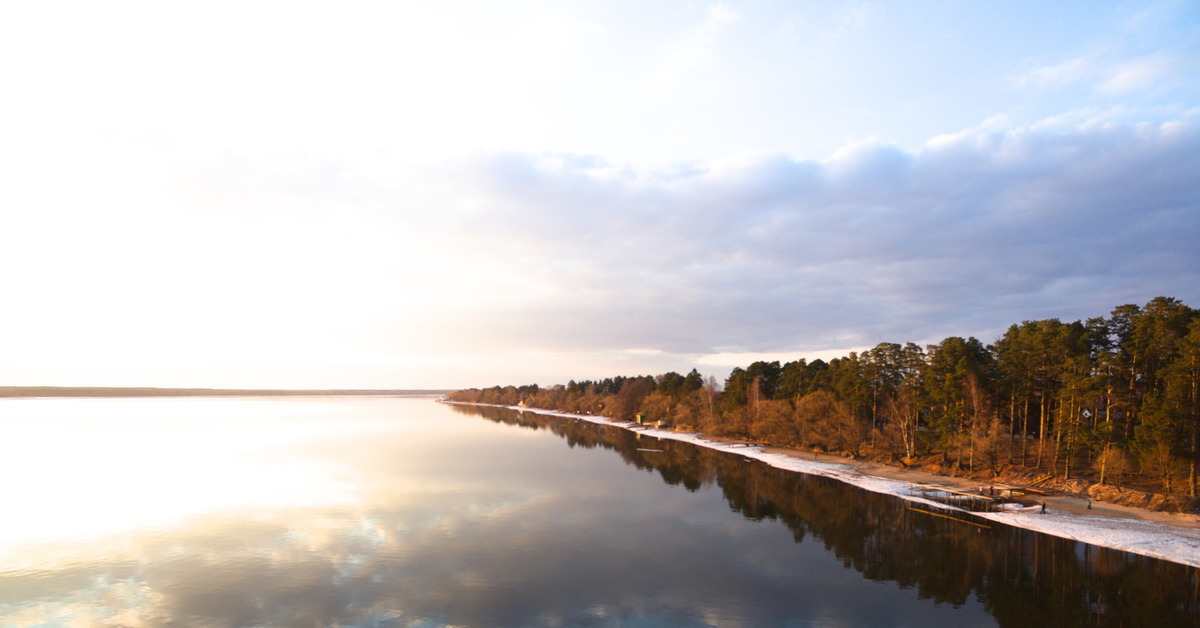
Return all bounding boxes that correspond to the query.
[0,386,453,398]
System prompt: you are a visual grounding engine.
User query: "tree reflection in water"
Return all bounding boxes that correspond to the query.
[2,398,1196,628]
[456,404,1200,627]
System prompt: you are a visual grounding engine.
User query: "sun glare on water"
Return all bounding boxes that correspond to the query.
[0,398,385,568]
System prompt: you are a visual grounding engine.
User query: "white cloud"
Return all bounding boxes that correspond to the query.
[1025,56,1095,87]
[1,1,1197,388]
[649,4,741,86]
[828,1,882,40]
[1023,52,1176,96]
[1100,54,1176,94]
[423,116,1200,374]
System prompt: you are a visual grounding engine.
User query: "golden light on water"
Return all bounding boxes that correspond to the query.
[0,398,394,567]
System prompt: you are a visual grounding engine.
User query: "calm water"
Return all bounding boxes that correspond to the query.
[0,397,1195,627]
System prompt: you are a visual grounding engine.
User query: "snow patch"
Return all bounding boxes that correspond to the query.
[501,405,1200,569]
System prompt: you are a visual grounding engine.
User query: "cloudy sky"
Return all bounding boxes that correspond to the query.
[2,1,1198,389]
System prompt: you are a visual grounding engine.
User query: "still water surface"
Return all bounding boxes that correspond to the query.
[0,397,1196,627]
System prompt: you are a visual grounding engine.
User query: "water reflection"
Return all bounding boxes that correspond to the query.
[457,405,1200,627]
[0,397,406,563]
[1,398,1196,627]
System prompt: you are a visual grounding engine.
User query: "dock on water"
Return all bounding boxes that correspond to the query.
[909,483,1009,513]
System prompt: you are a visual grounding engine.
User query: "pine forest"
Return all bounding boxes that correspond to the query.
[449,297,1200,509]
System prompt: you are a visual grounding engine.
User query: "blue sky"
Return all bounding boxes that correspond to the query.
[1,1,1198,388]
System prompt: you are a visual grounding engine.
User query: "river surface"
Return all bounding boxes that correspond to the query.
[0,396,1196,627]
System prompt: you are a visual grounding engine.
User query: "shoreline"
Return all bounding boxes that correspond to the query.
[765,445,1200,528]
[475,403,1200,569]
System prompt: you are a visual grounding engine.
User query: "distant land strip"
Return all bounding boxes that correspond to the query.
[0,386,453,398]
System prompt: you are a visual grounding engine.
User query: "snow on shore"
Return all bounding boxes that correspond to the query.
[493,404,1200,569]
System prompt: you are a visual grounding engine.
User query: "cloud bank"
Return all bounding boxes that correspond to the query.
[2,1,1197,387]
[417,117,1199,373]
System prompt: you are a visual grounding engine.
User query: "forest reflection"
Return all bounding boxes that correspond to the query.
[451,404,1200,627]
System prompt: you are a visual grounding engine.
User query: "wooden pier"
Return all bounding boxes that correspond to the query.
[909,483,1007,513]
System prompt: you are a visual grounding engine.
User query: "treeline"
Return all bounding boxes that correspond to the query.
[448,296,1200,499]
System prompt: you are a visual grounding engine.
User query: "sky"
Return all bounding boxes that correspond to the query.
[1,0,1198,390]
